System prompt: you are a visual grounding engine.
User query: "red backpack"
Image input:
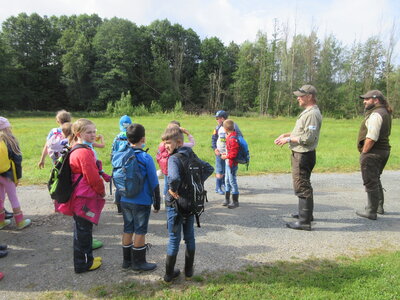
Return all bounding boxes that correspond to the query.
[156,142,169,175]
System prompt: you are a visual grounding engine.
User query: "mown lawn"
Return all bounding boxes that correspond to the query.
[7,114,400,185]
[38,250,400,300]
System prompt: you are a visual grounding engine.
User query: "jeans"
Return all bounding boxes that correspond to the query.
[166,205,195,256]
[121,202,151,234]
[73,215,93,273]
[215,155,226,175]
[225,163,239,194]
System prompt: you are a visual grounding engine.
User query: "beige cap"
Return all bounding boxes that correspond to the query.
[293,85,317,96]
[359,90,385,101]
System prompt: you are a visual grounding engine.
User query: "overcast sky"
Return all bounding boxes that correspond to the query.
[1,0,399,51]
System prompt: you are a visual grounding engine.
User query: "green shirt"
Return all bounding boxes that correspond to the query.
[289,105,322,152]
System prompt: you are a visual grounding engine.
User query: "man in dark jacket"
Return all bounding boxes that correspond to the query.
[356,90,392,220]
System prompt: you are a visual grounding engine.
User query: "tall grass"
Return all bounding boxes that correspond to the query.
[7,115,400,185]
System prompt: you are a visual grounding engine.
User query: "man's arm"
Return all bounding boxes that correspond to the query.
[362,138,375,153]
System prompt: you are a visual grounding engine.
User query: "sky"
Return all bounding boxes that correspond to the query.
[0,0,399,54]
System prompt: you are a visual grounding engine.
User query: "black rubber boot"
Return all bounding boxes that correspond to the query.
[184,249,195,279]
[122,244,132,269]
[4,209,13,220]
[222,192,230,206]
[116,203,122,215]
[164,255,180,282]
[377,183,385,215]
[356,190,379,220]
[228,194,239,209]
[286,197,312,230]
[131,245,157,271]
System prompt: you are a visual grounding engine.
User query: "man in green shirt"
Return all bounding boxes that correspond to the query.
[274,85,322,231]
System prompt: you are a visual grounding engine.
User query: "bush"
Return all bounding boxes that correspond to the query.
[106,91,134,117]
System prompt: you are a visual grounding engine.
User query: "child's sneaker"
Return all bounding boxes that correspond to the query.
[92,239,103,250]
[14,212,31,230]
[89,258,102,271]
[0,220,11,230]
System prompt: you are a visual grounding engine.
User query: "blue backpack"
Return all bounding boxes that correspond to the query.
[111,145,146,198]
[234,135,250,168]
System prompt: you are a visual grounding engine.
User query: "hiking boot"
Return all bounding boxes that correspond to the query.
[184,249,195,279]
[291,213,314,222]
[14,212,31,230]
[0,250,8,258]
[92,239,103,250]
[122,244,132,269]
[222,192,230,206]
[164,254,180,282]
[131,244,157,271]
[228,194,239,209]
[286,221,311,231]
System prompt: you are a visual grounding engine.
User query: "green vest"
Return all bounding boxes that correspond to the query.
[357,104,391,152]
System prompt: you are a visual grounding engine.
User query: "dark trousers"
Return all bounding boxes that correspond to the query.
[360,149,390,192]
[291,151,316,223]
[73,215,93,273]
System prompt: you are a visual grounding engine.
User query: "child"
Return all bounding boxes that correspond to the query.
[120,123,160,271]
[156,121,195,197]
[111,115,132,214]
[0,117,31,230]
[162,126,213,282]
[38,110,72,168]
[58,118,105,273]
[47,122,71,162]
[211,110,242,195]
[221,119,240,208]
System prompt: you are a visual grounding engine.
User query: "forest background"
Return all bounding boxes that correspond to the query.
[0,13,399,118]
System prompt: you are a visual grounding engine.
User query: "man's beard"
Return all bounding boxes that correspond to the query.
[365,103,375,111]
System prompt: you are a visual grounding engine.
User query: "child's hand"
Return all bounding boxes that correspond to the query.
[38,160,45,169]
[95,134,103,142]
[214,149,220,156]
[180,127,189,135]
[221,154,227,160]
[101,173,111,183]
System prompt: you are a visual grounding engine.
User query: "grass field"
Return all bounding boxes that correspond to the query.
[7,114,400,185]
[39,250,400,299]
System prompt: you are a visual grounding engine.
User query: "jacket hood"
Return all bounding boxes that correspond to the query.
[176,146,193,157]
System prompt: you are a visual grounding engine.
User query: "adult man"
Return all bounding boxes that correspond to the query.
[274,85,322,231]
[211,110,242,204]
[356,90,392,220]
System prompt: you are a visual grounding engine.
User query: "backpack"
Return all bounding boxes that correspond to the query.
[48,144,89,203]
[156,143,169,175]
[174,151,208,228]
[233,135,250,168]
[0,140,11,173]
[111,135,129,154]
[111,146,146,198]
[47,131,67,161]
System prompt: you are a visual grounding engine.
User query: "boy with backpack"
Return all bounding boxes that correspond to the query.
[111,115,132,214]
[117,123,161,271]
[162,126,214,282]
[221,119,240,208]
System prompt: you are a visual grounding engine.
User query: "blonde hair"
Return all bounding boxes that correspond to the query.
[61,122,72,139]
[0,127,22,155]
[223,119,234,132]
[161,126,184,142]
[69,119,95,145]
[56,110,72,124]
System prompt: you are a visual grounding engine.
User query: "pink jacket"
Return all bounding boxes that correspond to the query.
[57,147,105,224]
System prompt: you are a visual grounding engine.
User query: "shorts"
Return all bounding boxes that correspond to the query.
[215,155,226,175]
[121,202,151,235]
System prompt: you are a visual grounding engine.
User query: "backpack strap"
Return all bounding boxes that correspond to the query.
[69,144,91,189]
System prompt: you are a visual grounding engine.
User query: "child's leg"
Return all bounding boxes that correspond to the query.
[164,205,182,282]
[0,177,20,212]
[121,201,134,268]
[182,214,196,278]
[215,156,225,194]
[73,215,94,273]
[227,165,239,208]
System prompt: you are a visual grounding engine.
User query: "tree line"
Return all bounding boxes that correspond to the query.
[0,13,399,117]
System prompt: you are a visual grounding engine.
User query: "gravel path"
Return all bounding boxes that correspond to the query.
[2,171,400,299]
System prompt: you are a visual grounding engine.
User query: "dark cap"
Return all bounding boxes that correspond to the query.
[215,110,228,119]
[359,90,385,101]
[293,85,317,97]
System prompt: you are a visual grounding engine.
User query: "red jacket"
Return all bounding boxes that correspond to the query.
[58,146,105,224]
[225,131,239,168]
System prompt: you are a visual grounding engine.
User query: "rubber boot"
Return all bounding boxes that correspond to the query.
[377,183,385,215]
[184,249,195,279]
[286,197,311,231]
[222,191,230,206]
[14,212,31,230]
[164,254,180,282]
[122,244,132,269]
[215,178,224,195]
[356,190,379,220]
[228,194,239,209]
[0,211,11,230]
[131,245,157,271]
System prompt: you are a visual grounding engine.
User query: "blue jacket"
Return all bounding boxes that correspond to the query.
[166,147,214,203]
[120,149,161,209]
